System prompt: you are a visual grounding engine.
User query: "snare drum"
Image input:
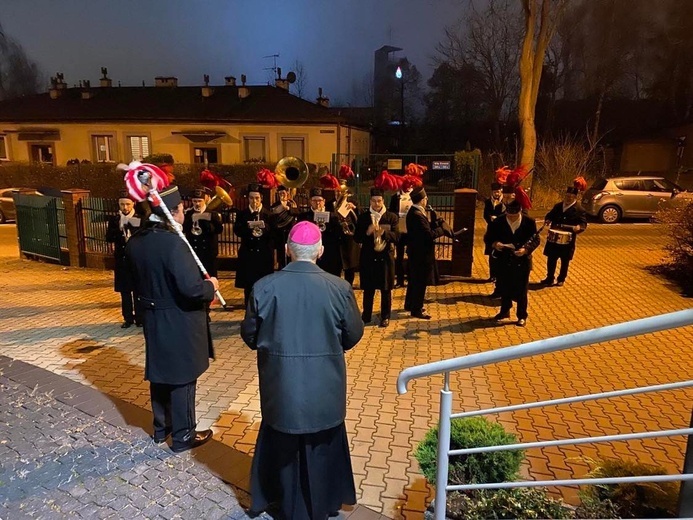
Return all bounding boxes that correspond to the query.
[547,229,572,245]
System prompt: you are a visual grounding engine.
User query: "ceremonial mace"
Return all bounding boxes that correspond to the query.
[123,163,227,308]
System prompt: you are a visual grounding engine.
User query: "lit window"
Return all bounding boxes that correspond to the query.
[30,144,54,164]
[128,136,150,162]
[92,135,116,162]
[0,136,7,160]
[281,137,304,159]
[244,137,266,162]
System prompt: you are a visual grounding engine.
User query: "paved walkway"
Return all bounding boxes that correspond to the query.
[1,214,692,518]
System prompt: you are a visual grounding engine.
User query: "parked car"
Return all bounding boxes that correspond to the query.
[582,176,693,223]
[0,188,42,223]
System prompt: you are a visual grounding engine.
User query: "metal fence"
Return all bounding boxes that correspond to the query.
[83,197,117,254]
[13,193,68,265]
[397,310,693,519]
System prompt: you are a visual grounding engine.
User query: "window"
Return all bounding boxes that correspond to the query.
[281,137,305,159]
[127,136,150,162]
[0,136,8,160]
[614,179,642,191]
[244,137,266,162]
[92,135,116,162]
[192,146,218,164]
[30,144,54,165]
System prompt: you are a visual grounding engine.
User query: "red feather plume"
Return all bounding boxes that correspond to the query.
[573,176,587,192]
[374,170,404,192]
[495,166,511,185]
[319,173,341,190]
[401,174,423,190]
[405,163,427,177]
[338,164,355,179]
[257,168,279,189]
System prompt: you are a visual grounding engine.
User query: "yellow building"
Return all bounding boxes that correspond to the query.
[0,74,370,169]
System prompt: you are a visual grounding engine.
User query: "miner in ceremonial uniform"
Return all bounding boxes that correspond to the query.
[270,185,298,269]
[297,187,343,277]
[106,191,143,328]
[183,188,223,278]
[483,182,505,296]
[389,185,413,287]
[354,188,398,327]
[234,183,274,306]
[125,185,218,453]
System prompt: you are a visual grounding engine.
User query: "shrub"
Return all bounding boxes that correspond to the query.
[414,417,524,486]
[653,202,693,295]
[579,457,679,518]
[438,489,572,519]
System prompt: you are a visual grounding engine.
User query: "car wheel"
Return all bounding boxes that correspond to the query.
[0,209,6,224]
[599,205,621,224]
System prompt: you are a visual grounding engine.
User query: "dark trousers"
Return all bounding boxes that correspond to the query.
[546,256,570,282]
[120,291,140,323]
[150,380,197,449]
[405,277,427,314]
[500,291,528,320]
[244,287,252,307]
[275,244,288,270]
[395,233,407,285]
[362,288,392,321]
[344,268,356,286]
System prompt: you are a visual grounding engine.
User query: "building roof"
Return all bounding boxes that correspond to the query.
[0,85,346,125]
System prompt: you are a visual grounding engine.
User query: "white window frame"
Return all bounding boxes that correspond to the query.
[91,134,117,163]
[126,134,151,162]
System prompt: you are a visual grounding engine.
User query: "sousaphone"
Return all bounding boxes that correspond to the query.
[275,156,309,188]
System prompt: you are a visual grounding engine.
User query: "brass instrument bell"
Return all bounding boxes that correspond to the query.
[275,156,309,188]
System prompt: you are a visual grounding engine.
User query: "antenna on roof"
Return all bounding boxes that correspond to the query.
[262,53,280,77]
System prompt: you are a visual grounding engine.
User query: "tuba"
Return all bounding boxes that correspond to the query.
[275,156,309,188]
[334,179,356,236]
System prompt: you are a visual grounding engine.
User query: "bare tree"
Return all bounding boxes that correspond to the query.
[290,59,308,99]
[436,0,522,149]
[0,23,43,100]
[518,0,566,172]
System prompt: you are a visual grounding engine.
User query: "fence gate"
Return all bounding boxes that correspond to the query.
[13,193,68,265]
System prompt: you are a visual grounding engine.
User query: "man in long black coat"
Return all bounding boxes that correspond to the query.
[297,186,343,277]
[354,188,398,327]
[183,187,223,277]
[483,182,505,296]
[484,200,540,327]
[389,186,413,287]
[540,186,587,287]
[105,192,142,328]
[234,183,274,306]
[241,221,364,520]
[270,185,298,269]
[125,185,218,452]
[404,186,445,319]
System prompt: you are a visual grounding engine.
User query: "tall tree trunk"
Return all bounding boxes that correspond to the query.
[591,90,605,144]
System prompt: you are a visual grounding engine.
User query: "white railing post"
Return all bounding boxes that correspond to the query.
[435,372,453,520]
[678,408,693,517]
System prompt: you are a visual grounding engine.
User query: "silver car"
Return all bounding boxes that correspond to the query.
[582,176,691,223]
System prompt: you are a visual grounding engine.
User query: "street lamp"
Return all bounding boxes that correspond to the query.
[395,66,404,149]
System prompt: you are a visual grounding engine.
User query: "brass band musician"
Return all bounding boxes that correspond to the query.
[183,188,223,278]
[270,185,298,269]
[297,187,343,277]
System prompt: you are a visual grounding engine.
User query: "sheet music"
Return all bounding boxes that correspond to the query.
[248,220,265,229]
[192,212,211,222]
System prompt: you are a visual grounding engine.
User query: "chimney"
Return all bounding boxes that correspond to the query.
[316,87,329,108]
[154,76,178,87]
[81,80,94,99]
[224,75,237,87]
[49,76,61,99]
[100,67,112,87]
[238,74,250,99]
[201,74,213,98]
[274,67,289,91]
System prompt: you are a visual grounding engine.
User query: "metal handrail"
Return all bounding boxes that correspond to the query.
[396,309,693,520]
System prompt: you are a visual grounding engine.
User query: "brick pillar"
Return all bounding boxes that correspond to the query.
[451,188,478,277]
[61,189,90,268]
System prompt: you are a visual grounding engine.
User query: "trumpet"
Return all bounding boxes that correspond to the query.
[426,205,468,242]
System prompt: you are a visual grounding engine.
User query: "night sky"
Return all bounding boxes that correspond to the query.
[3,0,463,104]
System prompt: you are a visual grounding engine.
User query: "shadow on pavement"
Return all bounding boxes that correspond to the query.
[396,316,506,340]
[436,294,500,307]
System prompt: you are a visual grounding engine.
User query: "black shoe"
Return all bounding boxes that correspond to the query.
[152,429,172,444]
[135,321,143,328]
[411,311,431,320]
[171,430,213,453]
[121,321,133,329]
[379,319,390,328]
[517,319,527,327]
[540,278,555,286]
[555,281,564,287]
[362,315,371,324]
[493,312,510,321]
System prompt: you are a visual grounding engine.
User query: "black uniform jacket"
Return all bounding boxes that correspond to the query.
[182,208,223,276]
[354,210,398,291]
[241,261,364,434]
[297,209,343,277]
[125,223,215,385]
[234,206,274,289]
[543,202,587,260]
[483,198,505,255]
[484,215,540,299]
[105,214,141,292]
[406,205,445,285]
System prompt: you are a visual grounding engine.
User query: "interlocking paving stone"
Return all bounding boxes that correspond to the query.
[1,216,692,517]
